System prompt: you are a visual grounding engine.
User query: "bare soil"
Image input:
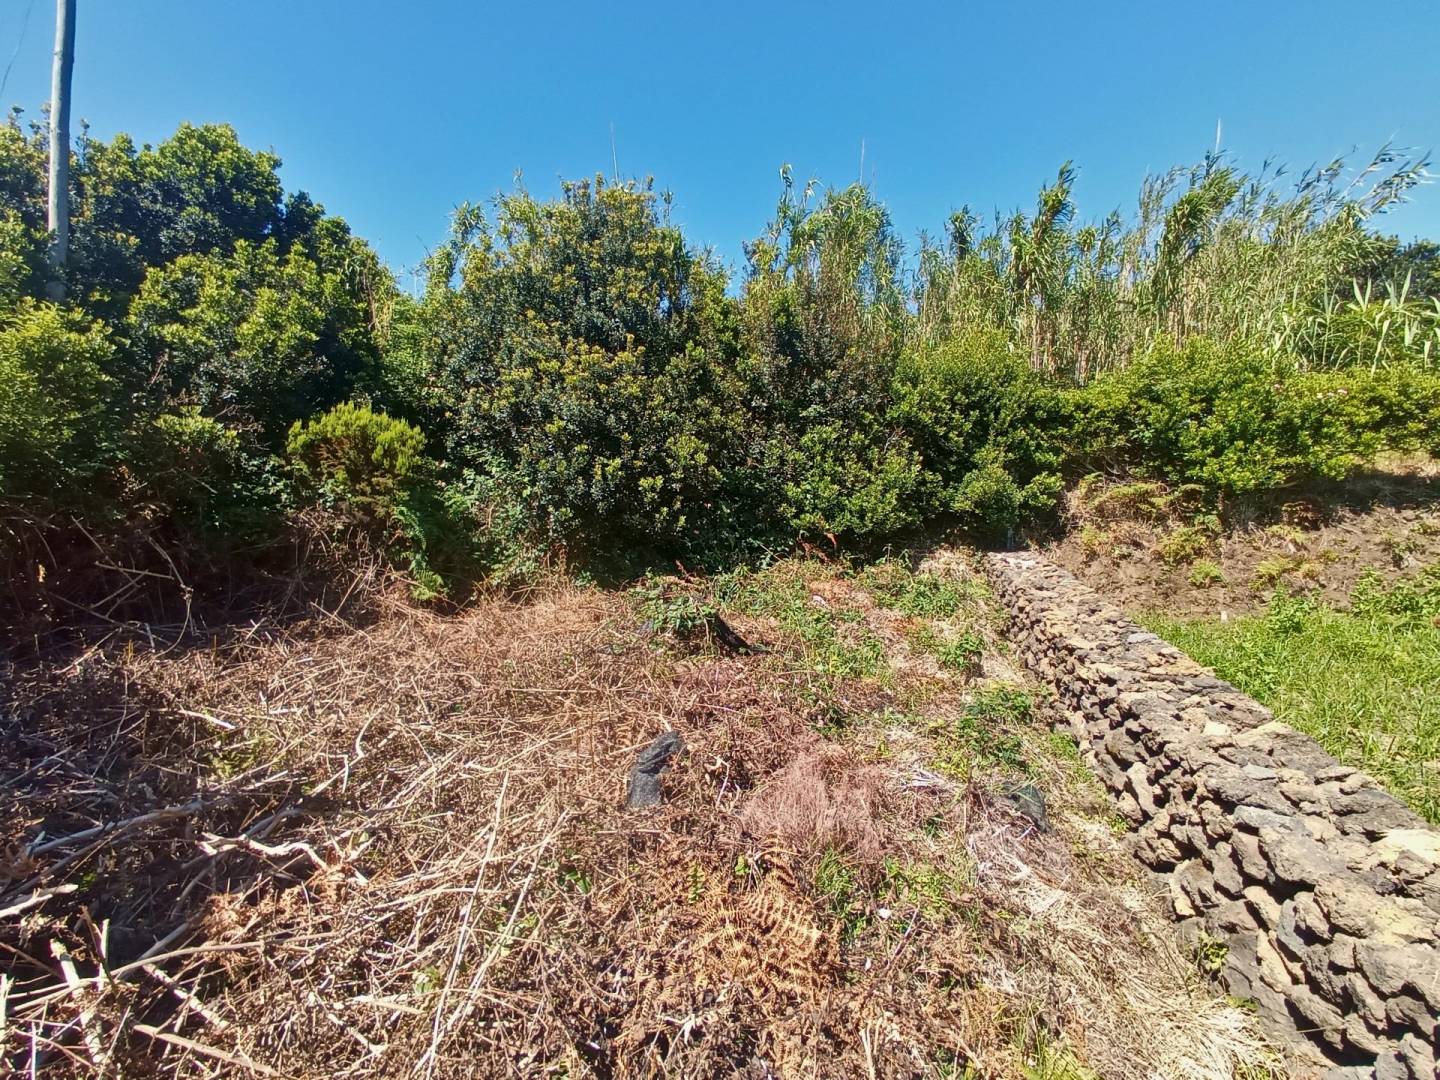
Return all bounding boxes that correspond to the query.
[1044,462,1440,618]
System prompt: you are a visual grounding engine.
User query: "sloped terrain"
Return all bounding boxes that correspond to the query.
[1045,462,1440,619]
[2,555,1276,1078]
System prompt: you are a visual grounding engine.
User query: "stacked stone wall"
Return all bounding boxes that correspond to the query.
[986,553,1439,1079]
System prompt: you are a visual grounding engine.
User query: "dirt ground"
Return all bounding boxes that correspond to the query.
[1044,461,1440,618]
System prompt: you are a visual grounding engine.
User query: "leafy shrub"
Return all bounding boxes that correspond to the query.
[286,402,425,521]
[1074,337,1440,497]
[132,409,286,538]
[428,179,756,556]
[780,423,924,541]
[0,301,116,501]
[128,238,379,442]
[894,331,1065,535]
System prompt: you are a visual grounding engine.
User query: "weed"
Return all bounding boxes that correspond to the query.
[814,847,868,943]
[932,683,1033,779]
[1022,1031,1102,1080]
[1188,559,1225,587]
[1078,525,1109,557]
[720,563,888,679]
[1250,555,1301,590]
[934,630,985,674]
[1194,933,1229,975]
[967,683,1034,726]
[634,578,715,638]
[1379,530,1422,564]
[685,864,705,903]
[558,864,594,894]
[860,559,981,619]
[1264,523,1307,548]
[880,857,972,921]
[1087,480,1168,522]
[1156,524,1212,565]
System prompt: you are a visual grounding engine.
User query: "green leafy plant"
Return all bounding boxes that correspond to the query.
[1188,559,1225,587]
[287,402,425,519]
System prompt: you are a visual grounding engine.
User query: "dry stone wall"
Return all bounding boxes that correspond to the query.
[985,553,1439,1080]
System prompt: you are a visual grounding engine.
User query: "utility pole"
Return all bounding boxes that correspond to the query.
[46,0,75,302]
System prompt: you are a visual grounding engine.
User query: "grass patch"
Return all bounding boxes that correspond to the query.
[859,559,986,619]
[718,562,888,679]
[1145,567,1440,822]
[931,683,1034,780]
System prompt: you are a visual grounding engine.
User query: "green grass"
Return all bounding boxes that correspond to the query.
[1144,567,1440,822]
[858,559,985,618]
[717,562,888,679]
[930,683,1034,780]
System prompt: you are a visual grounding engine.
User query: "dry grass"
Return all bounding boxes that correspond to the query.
[2,559,1279,1078]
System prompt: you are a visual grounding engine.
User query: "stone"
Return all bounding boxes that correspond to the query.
[1197,799,1234,842]
[1385,992,1435,1034]
[1355,940,1440,1006]
[1257,828,1346,886]
[1377,828,1440,870]
[1003,783,1051,833]
[1115,791,1144,826]
[1241,885,1281,928]
[1170,876,1197,918]
[1313,878,1438,944]
[1230,830,1270,880]
[1201,766,1295,813]
[1341,1014,1387,1057]
[1208,899,1256,935]
[1329,788,1417,836]
[1232,806,1300,833]
[1374,1051,1408,1080]
[1174,859,1217,911]
[1327,935,1358,971]
[1124,763,1157,817]
[1345,971,1390,1030]
[1211,843,1246,896]
[1284,982,1347,1052]
[1276,899,1317,959]
[1396,1032,1436,1080]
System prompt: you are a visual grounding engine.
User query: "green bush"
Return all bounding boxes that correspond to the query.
[1073,337,1440,497]
[0,301,116,502]
[894,332,1065,536]
[428,180,756,557]
[286,402,425,520]
[131,409,286,539]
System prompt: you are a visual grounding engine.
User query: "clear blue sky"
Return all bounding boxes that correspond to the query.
[2,0,1437,282]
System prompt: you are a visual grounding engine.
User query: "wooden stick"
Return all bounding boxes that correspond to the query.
[131,1024,279,1077]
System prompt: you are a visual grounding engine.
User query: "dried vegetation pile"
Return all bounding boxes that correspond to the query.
[4,557,1276,1078]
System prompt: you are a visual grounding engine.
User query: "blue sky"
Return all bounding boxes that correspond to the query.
[2,0,1437,282]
